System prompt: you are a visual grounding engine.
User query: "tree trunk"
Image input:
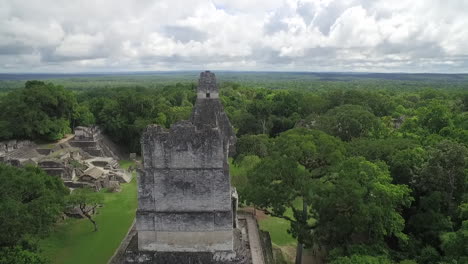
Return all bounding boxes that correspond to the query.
[295,242,303,264]
[84,213,98,232]
[295,200,308,264]
[80,205,98,232]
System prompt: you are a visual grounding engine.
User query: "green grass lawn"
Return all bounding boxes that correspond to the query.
[39,164,137,264]
[259,216,296,246]
[257,199,318,263]
[118,159,135,170]
[257,199,303,246]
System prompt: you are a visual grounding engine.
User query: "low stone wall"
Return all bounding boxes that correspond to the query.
[121,228,251,264]
[259,231,274,264]
[0,140,34,156]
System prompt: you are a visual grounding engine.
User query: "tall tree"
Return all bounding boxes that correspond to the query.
[415,140,467,216]
[0,81,77,141]
[318,104,384,141]
[0,164,68,247]
[246,128,345,264]
[311,157,412,255]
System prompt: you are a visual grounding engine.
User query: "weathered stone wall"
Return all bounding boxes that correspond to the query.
[0,140,33,156]
[70,126,124,159]
[123,228,250,264]
[196,71,220,99]
[191,73,237,156]
[136,71,236,254]
[137,124,233,252]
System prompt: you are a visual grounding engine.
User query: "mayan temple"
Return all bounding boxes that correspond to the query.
[120,71,260,264]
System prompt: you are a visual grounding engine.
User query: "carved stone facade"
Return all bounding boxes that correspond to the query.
[136,71,237,255]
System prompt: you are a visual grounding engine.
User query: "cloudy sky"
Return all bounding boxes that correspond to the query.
[1,0,468,73]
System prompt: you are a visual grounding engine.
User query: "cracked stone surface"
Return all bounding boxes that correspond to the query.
[135,71,238,256]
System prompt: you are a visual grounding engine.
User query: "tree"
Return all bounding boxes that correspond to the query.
[438,203,468,263]
[416,100,453,134]
[230,155,261,202]
[0,81,77,141]
[247,156,309,264]
[440,221,468,263]
[348,138,419,163]
[72,104,95,128]
[270,114,300,136]
[247,98,272,134]
[0,164,68,247]
[66,188,104,232]
[389,147,427,185]
[318,104,384,141]
[0,246,47,264]
[402,141,468,257]
[311,157,412,254]
[271,90,299,117]
[330,254,392,264]
[324,90,395,117]
[415,140,467,216]
[298,93,329,116]
[234,111,265,135]
[234,134,271,162]
[245,128,346,264]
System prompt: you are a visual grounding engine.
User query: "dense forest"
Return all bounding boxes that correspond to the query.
[0,74,467,263]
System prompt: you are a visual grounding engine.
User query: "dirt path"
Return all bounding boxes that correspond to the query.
[57,134,74,144]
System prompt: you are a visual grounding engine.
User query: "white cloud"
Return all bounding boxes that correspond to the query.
[0,0,467,72]
[55,33,105,58]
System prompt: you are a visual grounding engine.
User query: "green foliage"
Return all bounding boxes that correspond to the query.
[389,147,427,185]
[67,188,104,232]
[67,188,104,208]
[230,155,261,202]
[39,178,137,264]
[245,128,346,263]
[312,157,412,251]
[440,221,468,263]
[234,134,271,162]
[348,138,418,163]
[0,246,47,264]
[318,104,384,141]
[415,141,467,215]
[330,254,392,264]
[325,89,396,117]
[73,104,95,127]
[0,164,68,247]
[416,246,441,264]
[416,100,453,133]
[0,81,77,141]
[1,74,467,263]
[81,85,195,152]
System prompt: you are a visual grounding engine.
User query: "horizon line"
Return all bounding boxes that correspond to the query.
[1,70,468,75]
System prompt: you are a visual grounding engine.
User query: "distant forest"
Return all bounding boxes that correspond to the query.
[1,71,468,91]
[0,73,467,263]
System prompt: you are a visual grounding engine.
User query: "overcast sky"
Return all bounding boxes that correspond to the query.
[1,0,468,73]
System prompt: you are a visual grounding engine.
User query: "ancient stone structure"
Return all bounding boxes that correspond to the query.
[0,128,131,191]
[132,71,246,263]
[70,126,124,159]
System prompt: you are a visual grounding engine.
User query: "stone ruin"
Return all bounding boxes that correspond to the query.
[123,71,254,264]
[70,126,123,160]
[0,126,131,192]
